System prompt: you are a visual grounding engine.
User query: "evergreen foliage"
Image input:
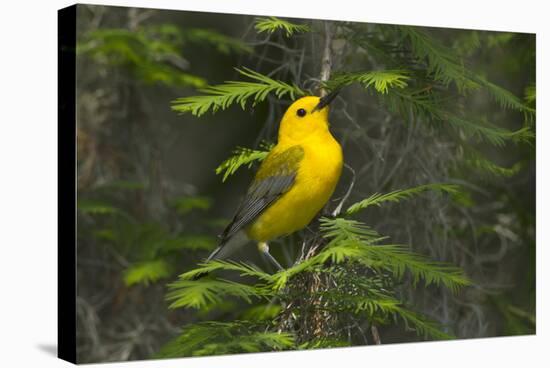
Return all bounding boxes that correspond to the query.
[462,147,523,177]
[345,183,459,215]
[398,25,534,116]
[78,184,218,291]
[78,23,250,88]
[524,84,536,105]
[157,18,534,358]
[254,16,310,37]
[159,198,470,356]
[124,259,172,286]
[381,89,533,146]
[172,67,305,116]
[170,195,212,215]
[215,142,273,182]
[328,70,410,94]
[75,7,535,361]
[156,321,294,358]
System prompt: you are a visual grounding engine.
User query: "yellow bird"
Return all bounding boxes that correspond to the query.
[206,91,343,270]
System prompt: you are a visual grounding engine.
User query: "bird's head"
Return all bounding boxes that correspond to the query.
[278,89,339,142]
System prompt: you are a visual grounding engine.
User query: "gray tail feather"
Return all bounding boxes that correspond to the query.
[205,245,224,262]
[192,231,248,280]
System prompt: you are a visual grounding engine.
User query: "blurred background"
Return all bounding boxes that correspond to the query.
[75,4,535,363]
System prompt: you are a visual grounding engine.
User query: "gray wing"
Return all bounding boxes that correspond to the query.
[206,145,304,261]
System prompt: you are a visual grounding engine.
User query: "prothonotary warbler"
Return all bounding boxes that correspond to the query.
[205,90,343,271]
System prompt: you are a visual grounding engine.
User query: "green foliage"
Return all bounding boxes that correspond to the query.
[160,235,218,252]
[350,243,470,292]
[452,31,481,56]
[524,84,536,105]
[78,27,207,87]
[389,304,454,339]
[166,278,265,309]
[156,321,294,358]
[124,259,172,287]
[78,199,122,215]
[241,304,282,321]
[170,195,212,215]
[345,183,460,215]
[76,11,534,360]
[383,90,534,146]
[505,305,536,333]
[326,287,452,339]
[463,148,523,177]
[178,260,272,282]
[486,32,515,48]
[319,218,471,293]
[163,190,471,351]
[445,116,533,147]
[183,28,252,54]
[491,296,536,335]
[299,338,351,349]
[79,23,253,89]
[397,26,479,91]
[398,26,534,115]
[480,78,534,114]
[326,37,533,147]
[215,142,273,182]
[161,20,532,359]
[329,70,410,94]
[254,16,310,37]
[172,67,305,116]
[79,182,217,295]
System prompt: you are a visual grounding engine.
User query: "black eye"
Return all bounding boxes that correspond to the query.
[296,108,307,117]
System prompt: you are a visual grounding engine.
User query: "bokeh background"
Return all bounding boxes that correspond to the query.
[75,4,535,363]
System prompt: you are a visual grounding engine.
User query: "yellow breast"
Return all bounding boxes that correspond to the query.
[246,132,343,242]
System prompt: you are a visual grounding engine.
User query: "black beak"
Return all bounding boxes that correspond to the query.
[312,88,340,112]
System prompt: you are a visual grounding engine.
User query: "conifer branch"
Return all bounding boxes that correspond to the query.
[398,26,477,91]
[462,147,523,177]
[328,70,410,94]
[79,27,209,88]
[215,143,273,182]
[123,259,171,286]
[166,278,266,309]
[345,183,460,216]
[385,90,534,146]
[177,260,272,281]
[389,305,454,339]
[172,67,305,116]
[326,291,453,339]
[254,17,310,37]
[524,84,536,104]
[156,321,294,358]
[318,218,471,293]
[398,26,534,115]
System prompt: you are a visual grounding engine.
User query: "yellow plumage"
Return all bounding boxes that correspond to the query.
[247,96,343,241]
[207,94,343,267]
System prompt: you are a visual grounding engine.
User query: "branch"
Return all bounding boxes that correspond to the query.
[172,68,305,116]
[319,21,334,96]
[345,183,460,216]
[332,163,356,217]
[371,325,382,345]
